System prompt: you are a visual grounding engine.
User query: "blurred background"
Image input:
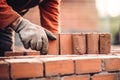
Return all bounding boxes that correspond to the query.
[14,0,120,51]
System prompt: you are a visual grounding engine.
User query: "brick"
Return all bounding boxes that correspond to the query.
[5,51,40,57]
[40,77,61,80]
[6,59,43,79]
[99,33,111,54]
[5,51,24,57]
[72,33,86,55]
[60,33,73,55]
[25,51,40,56]
[104,58,120,71]
[75,59,102,74]
[63,75,90,80]
[45,60,74,76]
[87,33,99,54]
[117,72,120,80]
[0,57,13,60]
[0,61,9,80]
[92,73,117,80]
[48,34,59,55]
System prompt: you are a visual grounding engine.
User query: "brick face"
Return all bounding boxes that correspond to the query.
[63,75,90,80]
[10,61,43,79]
[5,51,40,57]
[60,0,98,32]
[48,34,59,55]
[99,33,111,54]
[92,73,117,80]
[0,54,119,80]
[87,33,99,54]
[25,51,40,56]
[0,61,9,80]
[40,77,61,80]
[5,52,24,57]
[72,33,86,55]
[104,58,120,71]
[45,60,74,76]
[75,59,102,74]
[60,34,73,55]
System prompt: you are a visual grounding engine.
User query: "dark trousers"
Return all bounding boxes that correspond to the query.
[0,27,14,56]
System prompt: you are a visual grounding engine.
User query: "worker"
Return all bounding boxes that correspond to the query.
[0,0,60,56]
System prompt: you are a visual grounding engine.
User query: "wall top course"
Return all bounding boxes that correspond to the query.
[5,58,43,63]
[1,54,119,63]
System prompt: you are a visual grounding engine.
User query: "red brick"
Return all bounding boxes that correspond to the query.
[63,75,90,80]
[87,33,99,54]
[6,59,43,79]
[99,33,111,54]
[75,59,102,74]
[92,73,117,80]
[48,34,59,55]
[40,77,61,80]
[45,60,74,76]
[0,57,13,60]
[104,58,120,71]
[5,51,40,57]
[72,33,86,55]
[25,51,40,56]
[60,34,73,55]
[0,61,9,80]
[118,72,120,80]
[5,51,24,57]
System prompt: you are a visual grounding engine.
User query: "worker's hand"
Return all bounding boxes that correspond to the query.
[12,17,56,54]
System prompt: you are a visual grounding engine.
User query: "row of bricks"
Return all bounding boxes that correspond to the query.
[60,33,111,54]
[0,55,119,79]
[5,33,111,56]
[26,73,120,80]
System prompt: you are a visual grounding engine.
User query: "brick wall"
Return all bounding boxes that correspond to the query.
[2,33,119,80]
[60,0,98,32]
[0,55,119,80]
[23,0,98,33]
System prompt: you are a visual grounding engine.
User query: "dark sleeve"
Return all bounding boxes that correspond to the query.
[0,0,20,29]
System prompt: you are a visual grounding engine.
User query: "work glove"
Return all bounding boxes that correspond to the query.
[12,17,56,54]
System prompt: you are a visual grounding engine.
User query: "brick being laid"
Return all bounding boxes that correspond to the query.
[60,33,73,55]
[48,34,59,55]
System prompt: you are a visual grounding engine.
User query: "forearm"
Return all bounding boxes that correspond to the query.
[39,0,61,33]
[0,0,20,29]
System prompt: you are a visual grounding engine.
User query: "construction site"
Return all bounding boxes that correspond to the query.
[0,0,120,80]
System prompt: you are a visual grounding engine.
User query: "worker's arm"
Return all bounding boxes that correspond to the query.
[0,0,56,54]
[39,0,61,33]
[0,0,20,28]
[11,17,56,54]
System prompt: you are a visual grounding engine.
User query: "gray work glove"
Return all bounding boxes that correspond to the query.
[13,17,56,54]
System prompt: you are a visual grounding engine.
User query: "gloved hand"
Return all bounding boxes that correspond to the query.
[12,17,56,54]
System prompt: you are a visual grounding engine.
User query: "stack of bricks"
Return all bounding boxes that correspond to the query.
[5,32,111,56]
[0,55,120,80]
